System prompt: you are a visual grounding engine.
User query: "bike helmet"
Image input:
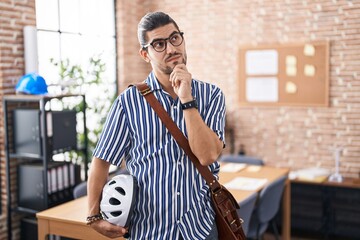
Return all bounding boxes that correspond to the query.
[15,73,48,95]
[100,174,138,227]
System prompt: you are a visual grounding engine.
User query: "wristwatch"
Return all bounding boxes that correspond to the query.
[181,98,198,110]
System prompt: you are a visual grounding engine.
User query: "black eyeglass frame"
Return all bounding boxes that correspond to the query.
[143,32,184,52]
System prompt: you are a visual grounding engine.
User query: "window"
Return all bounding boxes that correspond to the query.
[36,0,116,88]
[35,0,117,155]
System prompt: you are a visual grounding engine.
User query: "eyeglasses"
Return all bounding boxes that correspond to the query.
[143,32,184,52]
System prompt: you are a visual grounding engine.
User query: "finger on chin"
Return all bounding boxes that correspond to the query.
[174,63,186,70]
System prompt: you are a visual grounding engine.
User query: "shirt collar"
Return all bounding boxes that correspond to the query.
[145,71,163,92]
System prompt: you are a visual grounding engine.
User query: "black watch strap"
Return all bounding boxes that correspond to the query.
[181,99,198,110]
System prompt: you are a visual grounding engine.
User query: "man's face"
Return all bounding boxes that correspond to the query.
[141,23,187,75]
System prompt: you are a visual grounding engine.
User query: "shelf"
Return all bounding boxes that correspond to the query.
[3,93,84,102]
[3,94,88,240]
[9,153,43,159]
[14,207,38,215]
[10,147,84,159]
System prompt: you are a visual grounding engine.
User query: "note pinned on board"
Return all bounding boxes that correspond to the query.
[224,177,268,191]
[286,66,297,76]
[246,77,279,102]
[304,64,316,76]
[304,44,315,56]
[286,55,297,65]
[286,81,297,94]
[286,55,297,76]
[245,50,278,75]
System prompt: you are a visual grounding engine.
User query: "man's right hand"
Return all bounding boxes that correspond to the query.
[90,219,128,238]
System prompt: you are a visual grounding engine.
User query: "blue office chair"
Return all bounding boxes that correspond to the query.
[247,175,287,240]
[219,154,264,166]
[73,181,87,199]
[238,192,258,236]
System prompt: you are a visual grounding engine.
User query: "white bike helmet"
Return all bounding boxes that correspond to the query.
[100,174,138,227]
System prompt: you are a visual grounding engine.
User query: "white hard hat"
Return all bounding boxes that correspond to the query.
[100,174,138,227]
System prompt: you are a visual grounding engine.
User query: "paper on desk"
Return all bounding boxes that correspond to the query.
[291,167,330,182]
[224,177,268,191]
[221,163,247,172]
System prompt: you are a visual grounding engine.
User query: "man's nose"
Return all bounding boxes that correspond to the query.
[166,41,177,54]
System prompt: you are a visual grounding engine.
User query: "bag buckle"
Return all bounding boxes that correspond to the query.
[140,86,152,96]
[212,186,223,196]
[230,218,244,231]
[210,180,222,195]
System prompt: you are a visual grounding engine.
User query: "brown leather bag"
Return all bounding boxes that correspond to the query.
[135,82,246,240]
[212,186,246,239]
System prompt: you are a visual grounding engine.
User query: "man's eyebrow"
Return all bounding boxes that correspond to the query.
[150,31,178,43]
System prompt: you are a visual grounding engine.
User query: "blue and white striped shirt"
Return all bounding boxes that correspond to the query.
[93,71,226,240]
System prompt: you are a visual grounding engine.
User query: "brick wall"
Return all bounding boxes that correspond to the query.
[116,0,359,178]
[0,0,36,238]
[115,0,151,90]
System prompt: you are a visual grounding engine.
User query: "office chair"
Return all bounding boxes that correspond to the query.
[238,192,258,236]
[247,175,287,240]
[73,181,87,199]
[219,154,264,166]
[72,167,130,199]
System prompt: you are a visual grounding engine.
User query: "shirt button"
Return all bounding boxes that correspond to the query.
[177,220,180,224]
[174,106,177,109]
[177,192,180,195]
[178,162,181,165]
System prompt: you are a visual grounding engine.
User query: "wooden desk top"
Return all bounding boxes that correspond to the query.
[218,165,289,201]
[37,196,89,224]
[37,196,118,240]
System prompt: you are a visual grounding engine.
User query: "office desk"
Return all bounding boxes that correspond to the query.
[37,196,124,240]
[37,165,289,240]
[218,165,290,240]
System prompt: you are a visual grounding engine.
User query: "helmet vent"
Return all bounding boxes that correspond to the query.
[110,211,123,217]
[109,197,121,205]
[109,180,116,185]
[115,186,126,196]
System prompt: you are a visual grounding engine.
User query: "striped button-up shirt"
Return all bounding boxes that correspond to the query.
[93,71,226,240]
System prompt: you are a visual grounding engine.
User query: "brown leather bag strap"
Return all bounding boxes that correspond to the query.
[134,82,222,192]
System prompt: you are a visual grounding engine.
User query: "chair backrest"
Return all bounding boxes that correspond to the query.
[238,192,258,236]
[219,154,264,166]
[74,168,129,199]
[257,175,287,223]
[73,181,87,199]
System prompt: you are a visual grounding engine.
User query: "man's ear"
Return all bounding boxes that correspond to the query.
[139,48,150,63]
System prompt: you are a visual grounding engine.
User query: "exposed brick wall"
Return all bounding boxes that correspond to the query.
[116,0,152,91]
[119,0,359,178]
[0,0,36,238]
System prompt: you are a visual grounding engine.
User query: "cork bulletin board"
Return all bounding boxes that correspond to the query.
[238,41,329,107]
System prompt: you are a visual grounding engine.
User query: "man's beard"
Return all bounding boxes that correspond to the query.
[163,53,187,75]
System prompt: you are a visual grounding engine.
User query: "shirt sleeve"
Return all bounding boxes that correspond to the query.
[203,86,226,144]
[92,96,131,166]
